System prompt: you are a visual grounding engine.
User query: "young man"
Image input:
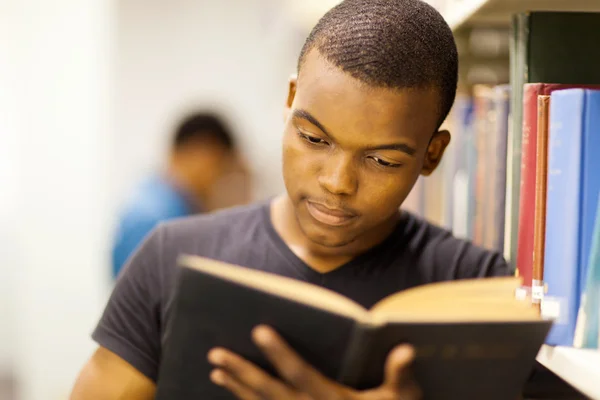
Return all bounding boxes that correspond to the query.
[71,0,510,398]
[112,112,250,278]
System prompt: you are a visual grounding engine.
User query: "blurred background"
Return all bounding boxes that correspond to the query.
[0,0,511,399]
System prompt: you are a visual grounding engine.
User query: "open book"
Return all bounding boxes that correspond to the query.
[155,255,552,400]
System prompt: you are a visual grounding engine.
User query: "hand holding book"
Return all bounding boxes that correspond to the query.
[208,325,422,400]
[155,256,550,399]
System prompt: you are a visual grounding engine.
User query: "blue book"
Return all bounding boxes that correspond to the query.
[543,88,600,346]
[574,197,600,349]
[450,97,474,240]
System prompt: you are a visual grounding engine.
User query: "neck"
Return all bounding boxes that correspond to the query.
[270,194,400,272]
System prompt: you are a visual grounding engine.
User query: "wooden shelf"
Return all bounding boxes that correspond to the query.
[536,345,600,399]
[443,0,600,31]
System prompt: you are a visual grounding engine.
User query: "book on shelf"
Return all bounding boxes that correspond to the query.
[155,255,551,400]
[515,83,600,292]
[448,94,474,239]
[574,196,600,349]
[542,88,600,346]
[506,11,600,273]
[531,95,550,305]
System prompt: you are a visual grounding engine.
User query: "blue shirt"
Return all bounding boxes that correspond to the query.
[111,175,198,278]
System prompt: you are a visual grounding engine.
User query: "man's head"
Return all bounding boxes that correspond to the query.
[281,0,457,249]
[169,112,236,199]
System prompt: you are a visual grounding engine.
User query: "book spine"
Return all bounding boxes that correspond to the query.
[483,92,497,250]
[452,98,474,240]
[473,85,493,247]
[543,89,585,346]
[515,83,542,288]
[532,95,550,304]
[579,91,600,309]
[466,103,478,241]
[492,85,510,253]
[337,323,379,387]
[506,12,529,269]
[442,94,470,231]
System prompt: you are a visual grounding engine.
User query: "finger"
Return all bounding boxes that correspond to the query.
[210,368,261,400]
[252,325,344,399]
[383,344,416,388]
[360,345,421,400]
[207,347,290,399]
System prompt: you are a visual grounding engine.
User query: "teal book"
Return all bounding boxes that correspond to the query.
[543,89,600,346]
[574,197,600,349]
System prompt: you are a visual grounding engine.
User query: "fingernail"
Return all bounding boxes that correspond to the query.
[395,345,415,361]
[210,369,225,385]
[207,349,222,365]
[252,325,271,346]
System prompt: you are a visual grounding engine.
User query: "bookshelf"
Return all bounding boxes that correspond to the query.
[536,345,600,399]
[442,0,600,31]
[438,1,600,398]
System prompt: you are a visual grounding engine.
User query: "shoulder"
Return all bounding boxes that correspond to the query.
[158,201,266,245]
[398,211,511,281]
[154,201,270,265]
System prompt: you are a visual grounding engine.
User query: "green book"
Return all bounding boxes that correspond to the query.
[507,11,600,271]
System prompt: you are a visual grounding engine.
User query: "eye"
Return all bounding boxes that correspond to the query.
[368,156,402,168]
[297,131,328,146]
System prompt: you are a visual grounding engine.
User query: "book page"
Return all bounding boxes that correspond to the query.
[370,277,541,323]
[178,254,370,321]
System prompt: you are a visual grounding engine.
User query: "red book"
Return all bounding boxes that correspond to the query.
[516,83,600,289]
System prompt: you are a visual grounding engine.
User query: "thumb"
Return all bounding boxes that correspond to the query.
[383,344,416,388]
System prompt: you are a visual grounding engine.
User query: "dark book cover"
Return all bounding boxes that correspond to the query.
[155,263,552,400]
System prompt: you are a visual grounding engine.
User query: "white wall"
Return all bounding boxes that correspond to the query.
[0,2,20,377]
[114,0,305,204]
[2,0,115,399]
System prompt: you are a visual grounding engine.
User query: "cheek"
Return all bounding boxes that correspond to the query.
[358,170,418,213]
[282,132,320,185]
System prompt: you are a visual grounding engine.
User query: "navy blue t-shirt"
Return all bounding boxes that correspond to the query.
[93,201,510,381]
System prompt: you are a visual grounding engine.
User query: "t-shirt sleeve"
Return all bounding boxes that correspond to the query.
[93,224,165,382]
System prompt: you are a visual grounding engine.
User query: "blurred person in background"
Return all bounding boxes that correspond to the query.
[111,112,251,278]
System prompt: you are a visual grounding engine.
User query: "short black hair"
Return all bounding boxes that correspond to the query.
[172,112,235,150]
[298,0,458,128]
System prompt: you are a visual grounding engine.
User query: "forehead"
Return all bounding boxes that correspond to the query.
[295,51,440,148]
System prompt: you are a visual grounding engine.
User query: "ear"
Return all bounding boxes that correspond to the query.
[421,130,451,176]
[283,74,297,122]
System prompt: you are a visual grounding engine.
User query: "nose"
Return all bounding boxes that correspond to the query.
[317,152,358,196]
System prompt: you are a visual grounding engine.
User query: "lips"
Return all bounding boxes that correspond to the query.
[306,200,357,227]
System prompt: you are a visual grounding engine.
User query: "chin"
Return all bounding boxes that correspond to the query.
[297,215,358,248]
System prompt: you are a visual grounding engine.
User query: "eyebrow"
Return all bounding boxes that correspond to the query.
[292,109,331,137]
[367,143,417,156]
[292,108,417,157]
